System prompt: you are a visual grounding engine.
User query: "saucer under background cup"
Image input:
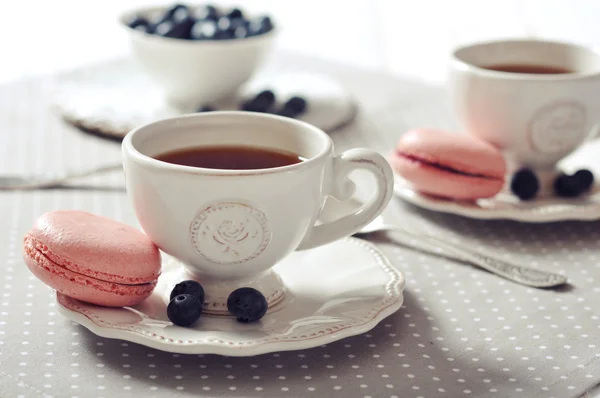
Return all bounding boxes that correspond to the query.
[393,138,600,222]
[51,58,357,140]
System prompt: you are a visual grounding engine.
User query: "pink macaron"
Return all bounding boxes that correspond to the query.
[390,128,507,200]
[23,210,161,307]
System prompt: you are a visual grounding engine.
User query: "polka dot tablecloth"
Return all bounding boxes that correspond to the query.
[1,53,600,398]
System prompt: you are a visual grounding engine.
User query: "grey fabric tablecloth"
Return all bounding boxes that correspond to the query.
[1,52,599,398]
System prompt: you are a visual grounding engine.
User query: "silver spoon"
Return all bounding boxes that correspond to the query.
[353,217,567,288]
[0,163,123,190]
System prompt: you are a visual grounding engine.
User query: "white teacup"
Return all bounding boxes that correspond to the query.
[449,39,600,184]
[122,111,393,314]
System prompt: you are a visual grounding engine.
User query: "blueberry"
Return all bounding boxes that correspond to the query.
[276,108,298,118]
[216,16,232,31]
[256,90,275,104]
[155,17,194,39]
[241,91,276,113]
[248,15,274,36]
[197,105,215,112]
[172,6,192,24]
[233,25,248,39]
[170,280,205,303]
[159,17,194,39]
[134,23,153,34]
[227,287,268,323]
[190,19,217,40]
[227,8,244,20]
[282,96,307,116]
[574,169,594,192]
[193,4,219,21]
[164,3,190,20]
[230,18,250,38]
[510,168,539,200]
[167,294,202,327]
[554,173,581,198]
[216,27,236,40]
[127,16,150,30]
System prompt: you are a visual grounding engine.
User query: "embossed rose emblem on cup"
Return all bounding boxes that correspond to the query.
[190,202,270,265]
[122,112,393,315]
[449,39,600,193]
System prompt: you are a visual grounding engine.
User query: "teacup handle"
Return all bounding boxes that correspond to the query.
[296,148,394,251]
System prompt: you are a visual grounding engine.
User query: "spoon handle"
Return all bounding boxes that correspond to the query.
[385,227,567,288]
[0,163,122,190]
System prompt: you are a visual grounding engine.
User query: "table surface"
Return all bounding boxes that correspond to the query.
[1,51,600,398]
[3,1,600,397]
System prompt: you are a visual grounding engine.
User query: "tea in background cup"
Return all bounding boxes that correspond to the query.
[449,39,600,191]
[122,111,394,314]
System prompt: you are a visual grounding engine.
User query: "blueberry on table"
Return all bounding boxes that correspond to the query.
[241,91,276,113]
[167,294,202,327]
[227,8,244,20]
[256,90,276,104]
[190,19,217,40]
[574,169,594,192]
[510,168,539,200]
[170,280,205,304]
[155,17,194,39]
[554,173,583,198]
[227,287,268,323]
[197,105,215,112]
[282,96,307,116]
[276,108,298,118]
[193,4,220,21]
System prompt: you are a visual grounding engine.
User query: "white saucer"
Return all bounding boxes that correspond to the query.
[56,237,404,356]
[51,58,357,139]
[392,138,600,223]
[394,173,600,222]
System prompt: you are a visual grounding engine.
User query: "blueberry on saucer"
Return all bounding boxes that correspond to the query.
[554,169,595,198]
[167,294,203,327]
[227,287,268,323]
[574,169,594,192]
[510,169,539,201]
[170,280,205,304]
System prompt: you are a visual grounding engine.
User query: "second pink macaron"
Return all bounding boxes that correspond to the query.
[390,128,507,200]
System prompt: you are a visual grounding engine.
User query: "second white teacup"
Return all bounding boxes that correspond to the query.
[449,39,600,179]
[122,111,393,314]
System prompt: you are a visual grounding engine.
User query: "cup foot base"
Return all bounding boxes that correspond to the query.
[157,266,286,317]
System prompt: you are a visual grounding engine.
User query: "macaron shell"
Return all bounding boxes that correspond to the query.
[396,129,506,179]
[390,155,504,200]
[29,210,161,284]
[24,239,155,307]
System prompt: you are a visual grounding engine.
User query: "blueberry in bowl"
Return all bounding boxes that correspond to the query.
[125,3,275,41]
[119,3,277,107]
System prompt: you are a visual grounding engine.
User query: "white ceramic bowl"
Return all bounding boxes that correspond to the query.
[119,5,277,108]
